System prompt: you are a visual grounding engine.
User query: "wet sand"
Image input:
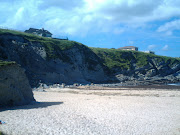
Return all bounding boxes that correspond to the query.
[0,87,180,135]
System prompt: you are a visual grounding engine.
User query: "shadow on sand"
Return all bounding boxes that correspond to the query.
[0,101,63,112]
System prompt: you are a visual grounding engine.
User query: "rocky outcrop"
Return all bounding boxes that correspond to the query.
[114,59,180,85]
[0,33,179,87]
[0,34,109,87]
[0,63,35,106]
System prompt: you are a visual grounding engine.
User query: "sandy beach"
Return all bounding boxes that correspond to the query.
[0,87,180,135]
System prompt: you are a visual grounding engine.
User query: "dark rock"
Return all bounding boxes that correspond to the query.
[0,34,109,87]
[0,34,179,87]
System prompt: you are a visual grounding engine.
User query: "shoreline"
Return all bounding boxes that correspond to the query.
[69,84,180,91]
[36,82,180,92]
[108,84,180,90]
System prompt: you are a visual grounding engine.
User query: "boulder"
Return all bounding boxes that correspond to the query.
[0,63,35,107]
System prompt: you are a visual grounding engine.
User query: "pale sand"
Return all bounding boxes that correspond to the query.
[0,88,180,135]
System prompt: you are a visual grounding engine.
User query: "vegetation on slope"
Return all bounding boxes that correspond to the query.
[0,28,81,62]
[0,29,100,67]
[0,60,16,67]
[0,28,179,71]
[90,47,180,70]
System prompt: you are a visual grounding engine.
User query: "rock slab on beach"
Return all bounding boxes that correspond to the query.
[0,64,35,106]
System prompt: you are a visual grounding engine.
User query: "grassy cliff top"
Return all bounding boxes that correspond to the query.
[0,60,16,67]
[0,28,77,50]
[90,47,180,70]
[0,28,179,70]
[0,28,85,60]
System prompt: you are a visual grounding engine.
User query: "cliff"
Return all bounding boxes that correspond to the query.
[0,29,108,87]
[0,28,180,87]
[0,62,35,106]
[91,48,180,85]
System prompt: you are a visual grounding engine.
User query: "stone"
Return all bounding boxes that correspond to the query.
[0,64,35,107]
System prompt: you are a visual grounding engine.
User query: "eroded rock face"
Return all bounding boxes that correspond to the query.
[0,34,179,87]
[0,64,35,106]
[0,34,109,87]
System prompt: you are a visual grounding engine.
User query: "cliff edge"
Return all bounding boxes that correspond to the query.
[0,28,180,87]
[0,29,108,87]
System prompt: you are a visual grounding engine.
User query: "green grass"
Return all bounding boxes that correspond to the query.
[0,28,79,62]
[0,28,74,49]
[90,47,180,70]
[0,60,16,67]
[0,28,97,65]
[0,28,179,70]
[0,28,101,65]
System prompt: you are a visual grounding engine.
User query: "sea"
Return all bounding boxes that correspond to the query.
[168,82,180,86]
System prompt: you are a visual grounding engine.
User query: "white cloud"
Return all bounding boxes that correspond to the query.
[83,0,180,24]
[0,0,44,30]
[162,45,169,51]
[0,0,180,36]
[148,45,156,50]
[38,0,85,10]
[157,19,180,35]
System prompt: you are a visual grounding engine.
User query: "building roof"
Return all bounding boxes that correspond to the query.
[25,28,52,35]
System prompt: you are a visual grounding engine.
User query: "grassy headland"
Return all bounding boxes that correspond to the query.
[0,28,179,70]
[0,28,84,62]
[90,47,180,70]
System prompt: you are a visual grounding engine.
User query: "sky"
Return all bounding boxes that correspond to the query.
[0,0,180,57]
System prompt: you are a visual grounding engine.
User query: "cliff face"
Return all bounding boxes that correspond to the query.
[91,48,180,84]
[0,34,108,87]
[0,30,179,87]
[0,63,35,106]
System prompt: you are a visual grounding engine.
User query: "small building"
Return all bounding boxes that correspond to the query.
[118,46,138,51]
[24,28,52,37]
[144,51,155,54]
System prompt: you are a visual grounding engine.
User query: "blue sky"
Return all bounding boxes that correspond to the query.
[0,0,180,57]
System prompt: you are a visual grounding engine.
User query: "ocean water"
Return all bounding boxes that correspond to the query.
[168,83,180,86]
